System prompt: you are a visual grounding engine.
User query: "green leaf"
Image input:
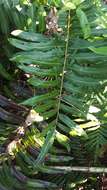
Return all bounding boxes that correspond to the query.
[26,179,57,189]
[76,7,91,39]
[59,114,77,129]
[34,125,55,167]
[9,38,54,51]
[46,154,73,162]
[89,46,107,55]
[21,90,58,106]
[42,109,57,119]
[11,30,48,42]
[59,114,87,138]
[18,64,58,76]
[28,77,59,88]
[75,53,107,63]
[72,0,85,6]
[35,100,56,113]
[11,50,61,65]
[55,131,71,152]
[71,38,107,50]
[63,2,76,11]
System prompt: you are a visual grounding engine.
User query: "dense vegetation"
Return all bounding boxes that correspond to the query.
[1,0,107,189]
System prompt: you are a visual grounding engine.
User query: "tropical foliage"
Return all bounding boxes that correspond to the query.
[1,0,107,189]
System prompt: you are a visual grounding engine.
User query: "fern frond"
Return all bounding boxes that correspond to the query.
[1,1,107,190]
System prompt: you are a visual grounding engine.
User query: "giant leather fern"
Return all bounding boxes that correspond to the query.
[10,0,107,160]
[1,0,107,189]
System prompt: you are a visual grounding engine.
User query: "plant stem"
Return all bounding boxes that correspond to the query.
[55,11,71,125]
[48,166,107,173]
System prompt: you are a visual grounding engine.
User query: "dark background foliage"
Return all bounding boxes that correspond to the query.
[0,0,107,189]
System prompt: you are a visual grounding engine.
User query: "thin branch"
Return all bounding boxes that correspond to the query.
[55,10,71,125]
[49,166,107,173]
